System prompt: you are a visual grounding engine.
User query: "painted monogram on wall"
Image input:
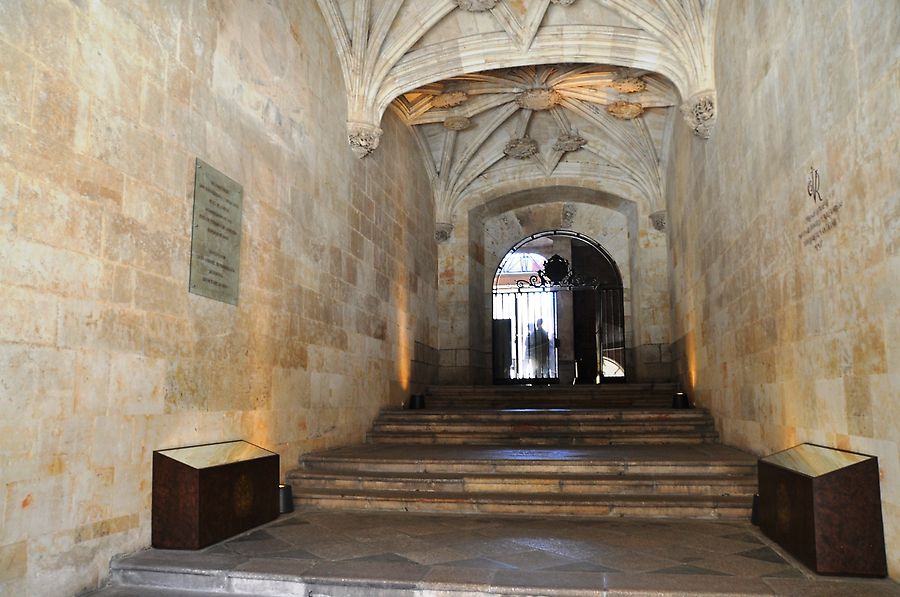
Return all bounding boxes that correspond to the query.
[799,166,843,251]
[807,167,823,203]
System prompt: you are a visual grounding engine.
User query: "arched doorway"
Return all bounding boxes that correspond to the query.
[492,230,626,385]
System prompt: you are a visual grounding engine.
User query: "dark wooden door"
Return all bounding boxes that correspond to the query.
[572,288,598,384]
[492,318,513,381]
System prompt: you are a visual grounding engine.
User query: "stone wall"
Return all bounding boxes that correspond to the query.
[666,0,899,578]
[0,1,437,594]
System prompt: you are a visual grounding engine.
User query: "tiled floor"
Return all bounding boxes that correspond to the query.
[95,508,900,596]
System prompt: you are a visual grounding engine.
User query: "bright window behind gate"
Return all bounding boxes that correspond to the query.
[492,291,558,382]
[491,231,626,385]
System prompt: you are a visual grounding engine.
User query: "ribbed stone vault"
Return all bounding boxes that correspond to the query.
[392,64,675,230]
[316,0,719,235]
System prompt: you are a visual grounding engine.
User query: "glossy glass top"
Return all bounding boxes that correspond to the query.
[761,443,871,477]
[158,441,274,469]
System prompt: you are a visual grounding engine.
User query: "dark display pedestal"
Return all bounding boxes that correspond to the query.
[758,443,886,577]
[152,440,279,550]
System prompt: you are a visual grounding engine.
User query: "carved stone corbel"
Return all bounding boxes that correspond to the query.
[680,92,716,139]
[649,210,667,232]
[435,222,454,243]
[347,122,383,158]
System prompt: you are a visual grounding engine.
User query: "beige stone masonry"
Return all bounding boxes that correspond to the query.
[0,1,437,595]
[666,0,900,580]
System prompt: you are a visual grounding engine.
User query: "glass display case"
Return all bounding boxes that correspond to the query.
[152,440,279,549]
[758,443,886,577]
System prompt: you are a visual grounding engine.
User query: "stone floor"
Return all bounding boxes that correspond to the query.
[91,508,900,596]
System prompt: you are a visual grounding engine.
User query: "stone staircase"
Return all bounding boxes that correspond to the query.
[424,383,675,409]
[288,384,757,520]
[367,408,719,445]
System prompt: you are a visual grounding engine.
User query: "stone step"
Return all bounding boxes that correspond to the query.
[371,422,716,433]
[290,434,753,521]
[292,488,753,519]
[370,405,718,444]
[427,383,678,396]
[424,384,678,409]
[289,470,757,496]
[376,408,710,422]
[298,445,757,476]
[366,431,719,445]
[425,397,672,409]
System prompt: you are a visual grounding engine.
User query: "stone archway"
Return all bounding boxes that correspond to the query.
[436,184,673,385]
[491,229,627,385]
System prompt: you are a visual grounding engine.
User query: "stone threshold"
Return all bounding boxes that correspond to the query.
[92,561,900,597]
[94,556,811,597]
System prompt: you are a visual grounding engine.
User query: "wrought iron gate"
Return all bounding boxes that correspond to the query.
[596,287,626,379]
[492,290,559,383]
[491,230,627,384]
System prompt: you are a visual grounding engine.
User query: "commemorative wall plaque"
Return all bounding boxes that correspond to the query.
[189,159,242,305]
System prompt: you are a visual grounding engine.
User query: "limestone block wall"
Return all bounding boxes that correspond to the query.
[437,214,490,384]
[666,0,899,578]
[0,1,437,595]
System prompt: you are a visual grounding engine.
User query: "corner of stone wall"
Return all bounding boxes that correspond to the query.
[630,343,675,382]
[437,348,490,384]
[410,341,440,393]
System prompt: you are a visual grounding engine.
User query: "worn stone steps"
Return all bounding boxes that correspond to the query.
[288,469,756,496]
[423,399,673,409]
[290,443,756,519]
[298,445,757,476]
[424,384,677,409]
[366,431,719,445]
[371,421,716,434]
[288,385,753,520]
[426,397,672,409]
[376,408,708,422]
[291,487,752,519]
[427,383,678,396]
[369,407,718,445]
[374,411,712,429]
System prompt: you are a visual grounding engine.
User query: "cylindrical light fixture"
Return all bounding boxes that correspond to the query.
[278,484,294,514]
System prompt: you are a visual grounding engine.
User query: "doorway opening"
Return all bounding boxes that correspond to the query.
[492,230,626,385]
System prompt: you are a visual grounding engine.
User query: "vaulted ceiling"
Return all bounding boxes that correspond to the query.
[316,0,719,237]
